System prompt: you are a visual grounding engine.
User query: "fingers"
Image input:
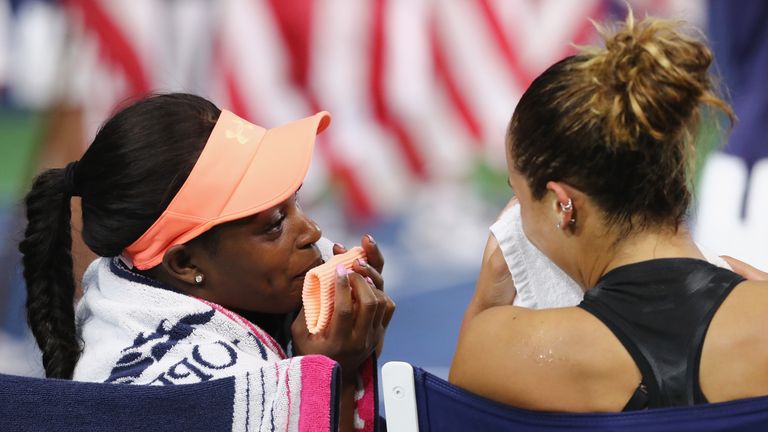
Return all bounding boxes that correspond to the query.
[360,236,392,329]
[488,244,512,284]
[381,293,396,328]
[361,234,384,273]
[331,265,355,333]
[332,242,347,256]
[482,233,500,263]
[721,255,768,281]
[482,234,512,284]
[369,291,387,335]
[328,236,391,356]
[351,258,384,291]
[349,272,384,333]
[351,257,392,326]
[332,234,384,274]
[350,261,395,333]
[295,255,392,369]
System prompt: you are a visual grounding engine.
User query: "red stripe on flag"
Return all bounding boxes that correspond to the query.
[266,0,374,218]
[267,0,313,88]
[476,0,533,89]
[370,0,428,179]
[223,64,253,124]
[306,94,375,219]
[429,17,483,144]
[64,0,150,96]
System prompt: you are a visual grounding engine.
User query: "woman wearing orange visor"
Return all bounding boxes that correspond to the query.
[19,93,393,432]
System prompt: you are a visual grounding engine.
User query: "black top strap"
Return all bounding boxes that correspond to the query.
[623,382,649,411]
[578,258,744,409]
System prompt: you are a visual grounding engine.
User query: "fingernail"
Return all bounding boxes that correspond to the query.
[336,264,346,277]
[356,258,367,267]
[365,276,374,285]
[334,243,346,251]
[366,234,375,245]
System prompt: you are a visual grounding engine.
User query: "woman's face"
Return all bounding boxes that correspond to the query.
[188,191,323,314]
[506,143,569,270]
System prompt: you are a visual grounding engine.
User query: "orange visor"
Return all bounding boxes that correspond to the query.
[122,109,331,270]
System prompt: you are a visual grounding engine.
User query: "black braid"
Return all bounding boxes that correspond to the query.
[19,168,81,379]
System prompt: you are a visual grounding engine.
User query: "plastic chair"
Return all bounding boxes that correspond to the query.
[382,361,768,432]
[0,372,236,431]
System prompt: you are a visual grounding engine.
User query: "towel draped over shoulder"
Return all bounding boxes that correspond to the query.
[74,258,378,432]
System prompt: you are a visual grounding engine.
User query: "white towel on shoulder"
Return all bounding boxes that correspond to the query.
[490,202,731,309]
[74,256,377,432]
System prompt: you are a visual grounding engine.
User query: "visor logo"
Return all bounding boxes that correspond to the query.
[225,119,255,144]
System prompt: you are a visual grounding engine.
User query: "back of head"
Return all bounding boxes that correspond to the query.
[19,93,220,378]
[508,11,733,233]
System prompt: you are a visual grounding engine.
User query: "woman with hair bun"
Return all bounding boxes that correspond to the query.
[451,12,768,411]
[19,93,394,431]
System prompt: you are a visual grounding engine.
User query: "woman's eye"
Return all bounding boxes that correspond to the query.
[266,215,285,234]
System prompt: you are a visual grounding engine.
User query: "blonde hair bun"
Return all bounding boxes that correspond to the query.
[580,10,732,147]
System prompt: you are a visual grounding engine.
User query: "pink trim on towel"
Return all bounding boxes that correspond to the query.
[355,356,376,432]
[298,355,337,432]
[195,298,287,358]
[285,358,293,432]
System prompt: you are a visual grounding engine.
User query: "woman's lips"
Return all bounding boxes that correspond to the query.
[295,257,324,281]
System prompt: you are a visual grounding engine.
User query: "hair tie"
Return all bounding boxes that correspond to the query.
[62,161,80,197]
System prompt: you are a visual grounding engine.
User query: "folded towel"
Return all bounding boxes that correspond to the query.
[303,247,367,334]
[74,257,378,432]
[490,203,583,309]
[491,203,732,309]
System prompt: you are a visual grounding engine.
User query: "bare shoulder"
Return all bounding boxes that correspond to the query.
[708,280,768,341]
[449,305,640,412]
[700,280,768,402]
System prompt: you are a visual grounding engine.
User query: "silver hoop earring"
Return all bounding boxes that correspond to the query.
[560,199,573,213]
[194,274,204,284]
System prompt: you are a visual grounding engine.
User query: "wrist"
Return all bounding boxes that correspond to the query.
[341,367,358,385]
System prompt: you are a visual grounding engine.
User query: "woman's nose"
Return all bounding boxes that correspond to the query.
[296,214,322,249]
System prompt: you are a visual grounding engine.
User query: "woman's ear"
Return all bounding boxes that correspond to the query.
[545,181,579,231]
[161,244,204,286]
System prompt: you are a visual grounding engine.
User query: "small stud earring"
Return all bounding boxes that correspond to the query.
[556,222,561,229]
[194,274,204,284]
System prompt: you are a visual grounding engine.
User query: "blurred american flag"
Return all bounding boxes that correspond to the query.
[2,0,704,221]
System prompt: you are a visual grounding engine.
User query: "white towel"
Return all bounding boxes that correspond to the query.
[490,203,731,309]
[490,203,583,309]
[74,256,378,432]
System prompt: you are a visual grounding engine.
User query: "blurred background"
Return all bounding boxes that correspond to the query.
[0,0,766,381]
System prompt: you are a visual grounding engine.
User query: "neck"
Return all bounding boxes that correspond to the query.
[579,224,705,289]
[235,309,295,350]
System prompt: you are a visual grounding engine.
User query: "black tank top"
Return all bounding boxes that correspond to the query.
[578,258,745,410]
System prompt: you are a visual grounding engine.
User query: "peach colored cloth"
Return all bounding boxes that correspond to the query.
[302,247,366,334]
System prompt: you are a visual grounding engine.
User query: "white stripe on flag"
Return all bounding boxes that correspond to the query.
[311,0,412,215]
